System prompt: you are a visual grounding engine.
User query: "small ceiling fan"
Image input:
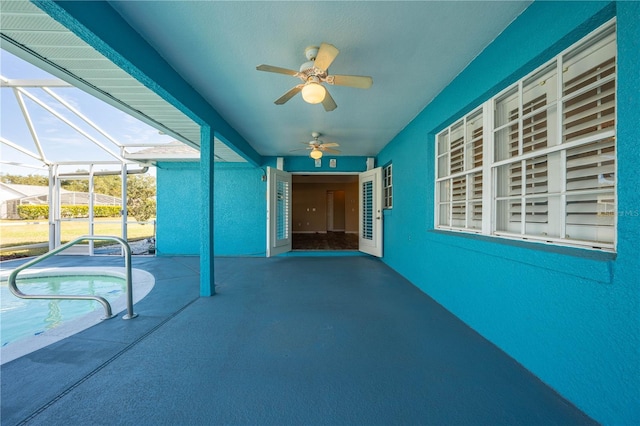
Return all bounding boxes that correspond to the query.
[256,43,373,111]
[291,132,340,159]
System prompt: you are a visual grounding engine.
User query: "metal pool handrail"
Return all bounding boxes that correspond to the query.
[8,235,138,321]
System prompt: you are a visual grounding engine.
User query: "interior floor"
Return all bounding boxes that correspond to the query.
[0,255,595,425]
[292,231,359,250]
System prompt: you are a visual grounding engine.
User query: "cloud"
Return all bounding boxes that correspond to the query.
[43,135,87,147]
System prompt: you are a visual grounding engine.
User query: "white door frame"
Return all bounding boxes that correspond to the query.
[359,167,383,257]
[280,171,383,256]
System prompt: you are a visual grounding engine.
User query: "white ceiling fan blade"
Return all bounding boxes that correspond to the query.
[274,85,303,105]
[329,74,373,89]
[314,43,339,71]
[290,147,312,152]
[256,64,299,76]
[322,148,341,154]
[320,142,339,148]
[321,89,337,111]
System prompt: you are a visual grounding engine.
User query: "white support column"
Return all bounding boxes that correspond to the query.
[89,165,95,255]
[121,163,128,244]
[48,165,56,251]
[53,165,61,248]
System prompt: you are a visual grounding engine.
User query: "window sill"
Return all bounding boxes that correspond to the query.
[428,229,615,284]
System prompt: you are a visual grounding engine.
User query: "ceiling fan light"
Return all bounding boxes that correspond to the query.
[310,148,323,160]
[301,82,326,104]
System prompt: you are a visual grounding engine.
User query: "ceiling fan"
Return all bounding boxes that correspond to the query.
[291,132,340,159]
[256,43,373,111]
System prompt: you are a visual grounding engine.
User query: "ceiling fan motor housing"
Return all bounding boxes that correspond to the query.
[300,46,327,79]
[304,46,319,61]
[299,61,315,73]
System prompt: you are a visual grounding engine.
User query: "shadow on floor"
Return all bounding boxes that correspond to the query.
[0,255,595,425]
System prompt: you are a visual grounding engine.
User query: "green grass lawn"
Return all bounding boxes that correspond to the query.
[0,218,155,259]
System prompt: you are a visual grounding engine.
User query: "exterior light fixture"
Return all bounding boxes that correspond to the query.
[301,77,326,104]
[309,148,323,160]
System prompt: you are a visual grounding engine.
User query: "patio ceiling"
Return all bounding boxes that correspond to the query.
[1,1,532,161]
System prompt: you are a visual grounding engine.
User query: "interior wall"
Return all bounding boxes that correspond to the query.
[292,180,357,233]
[376,2,639,424]
[331,190,346,231]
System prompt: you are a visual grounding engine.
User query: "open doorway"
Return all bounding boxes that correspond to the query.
[291,174,358,250]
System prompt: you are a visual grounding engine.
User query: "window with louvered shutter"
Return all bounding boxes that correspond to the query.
[494,59,560,238]
[562,30,616,243]
[562,27,616,245]
[436,20,616,251]
[435,109,483,231]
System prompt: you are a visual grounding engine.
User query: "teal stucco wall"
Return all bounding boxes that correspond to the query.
[156,162,266,257]
[376,2,639,424]
[157,156,370,257]
[156,162,200,256]
[213,163,267,256]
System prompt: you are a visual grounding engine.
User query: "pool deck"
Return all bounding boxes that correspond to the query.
[1,255,595,425]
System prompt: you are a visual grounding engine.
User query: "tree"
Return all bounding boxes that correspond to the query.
[0,173,48,186]
[61,178,89,193]
[126,174,156,222]
[95,174,122,198]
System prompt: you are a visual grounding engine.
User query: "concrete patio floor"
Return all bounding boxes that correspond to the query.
[1,255,595,425]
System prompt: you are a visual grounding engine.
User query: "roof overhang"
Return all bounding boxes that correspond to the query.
[0,0,246,163]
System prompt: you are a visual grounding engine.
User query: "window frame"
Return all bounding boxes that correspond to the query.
[435,108,485,232]
[434,19,617,252]
[383,163,393,209]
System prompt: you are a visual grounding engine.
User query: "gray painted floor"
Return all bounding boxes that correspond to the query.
[1,255,595,425]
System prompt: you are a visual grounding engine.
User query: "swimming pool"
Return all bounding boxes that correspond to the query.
[0,267,154,364]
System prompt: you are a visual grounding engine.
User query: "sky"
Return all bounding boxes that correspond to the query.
[0,49,175,176]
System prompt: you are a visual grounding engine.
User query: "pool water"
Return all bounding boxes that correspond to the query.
[1,275,126,347]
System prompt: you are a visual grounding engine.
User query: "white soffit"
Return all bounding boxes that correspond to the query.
[0,1,246,163]
[124,140,247,164]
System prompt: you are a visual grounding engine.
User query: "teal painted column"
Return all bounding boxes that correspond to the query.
[200,126,215,296]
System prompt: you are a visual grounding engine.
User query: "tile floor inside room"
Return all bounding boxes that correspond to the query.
[292,231,359,250]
